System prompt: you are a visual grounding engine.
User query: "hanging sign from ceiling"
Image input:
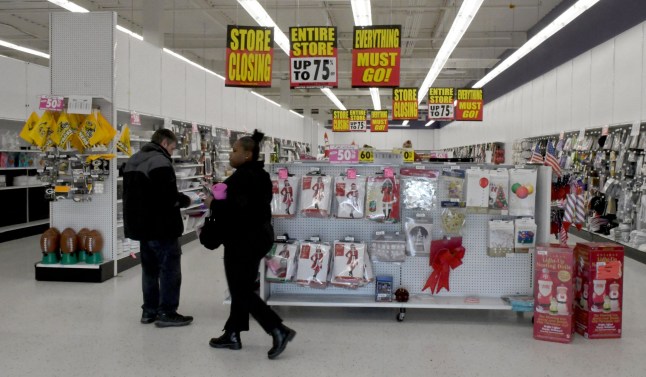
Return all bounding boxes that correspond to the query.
[369,110,389,132]
[349,109,368,132]
[455,88,484,121]
[392,88,418,120]
[289,26,338,89]
[332,110,350,132]
[351,25,401,87]
[225,25,274,87]
[428,87,455,121]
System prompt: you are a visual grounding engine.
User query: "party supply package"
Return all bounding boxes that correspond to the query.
[509,169,537,216]
[400,168,439,211]
[404,217,433,256]
[488,220,514,257]
[514,218,537,253]
[465,168,490,213]
[488,168,509,215]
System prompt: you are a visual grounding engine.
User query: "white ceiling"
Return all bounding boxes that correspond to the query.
[0,0,564,122]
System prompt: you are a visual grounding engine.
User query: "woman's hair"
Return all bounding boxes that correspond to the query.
[238,129,264,161]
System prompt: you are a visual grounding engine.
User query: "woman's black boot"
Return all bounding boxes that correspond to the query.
[209,331,242,350]
[268,324,296,359]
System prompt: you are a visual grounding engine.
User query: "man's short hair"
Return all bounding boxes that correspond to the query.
[151,129,178,145]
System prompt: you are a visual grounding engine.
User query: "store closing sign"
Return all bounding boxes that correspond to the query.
[290,26,337,88]
[351,25,401,87]
[455,89,483,121]
[370,110,388,132]
[349,109,367,132]
[392,88,418,120]
[332,110,350,132]
[428,87,455,121]
[225,25,274,87]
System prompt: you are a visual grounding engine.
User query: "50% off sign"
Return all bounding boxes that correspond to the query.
[329,145,359,164]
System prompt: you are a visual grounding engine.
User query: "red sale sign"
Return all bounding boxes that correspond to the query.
[329,145,359,163]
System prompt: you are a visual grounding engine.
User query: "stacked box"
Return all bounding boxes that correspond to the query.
[533,245,575,343]
[574,243,624,339]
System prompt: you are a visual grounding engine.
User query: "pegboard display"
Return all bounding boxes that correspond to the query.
[268,162,550,306]
[48,13,118,266]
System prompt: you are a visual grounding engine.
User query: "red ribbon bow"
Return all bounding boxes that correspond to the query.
[423,238,465,294]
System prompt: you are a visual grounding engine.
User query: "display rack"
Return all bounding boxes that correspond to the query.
[35,12,118,282]
[262,162,551,318]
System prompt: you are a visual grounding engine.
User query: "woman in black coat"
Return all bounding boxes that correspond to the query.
[206,130,296,360]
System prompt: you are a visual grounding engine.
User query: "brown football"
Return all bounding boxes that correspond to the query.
[86,230,104,254]
[40,228,59,253]
[77,228,90,251]
[60,228,77,254]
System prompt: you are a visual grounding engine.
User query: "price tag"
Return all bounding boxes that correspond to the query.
[384,167,394,178]
[278,168,288,179]
[375,231,385,236]
[359,148,374,163]
[428,104,454,120]
[578,128,585,140]
[349,120,367,132]
[328,145,359,164]
[631,121,641,136]
[346,168,357,179]
[39,95,65,111]
[344,236,355,242]
[402,148,415,163]
[559,131,565,140]
[290,57,337,86]
[415,164,424,169]
[130,111,141,126]
[277,235,287,241]
[67,95,92,114]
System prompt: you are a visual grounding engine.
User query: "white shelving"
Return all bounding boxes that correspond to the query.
[0,167,37,171]
[177,175,204,180]
[0,149,43,153]
[179,187,201,193]
[0,219,49,233]
[35,262,100,269]
[181,202,204,211]
[0,184,48,191]
[175,163,202,168]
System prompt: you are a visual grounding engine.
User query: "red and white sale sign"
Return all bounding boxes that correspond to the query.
[329,145,359,164]
[351,25,401,87]
[225,25,274,87]
[455,89,483,121]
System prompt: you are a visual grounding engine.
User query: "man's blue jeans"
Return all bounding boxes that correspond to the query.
[140,239,182,315]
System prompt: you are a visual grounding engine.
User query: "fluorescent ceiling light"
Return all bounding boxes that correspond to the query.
[290,110,304,118]
[237,0,290,54]
[48,0,88,13]
[417,0,484,104]
[116,25,143,41]
[321,88,347,110]
[473,0,600,88]
[369,88,381,110]
[251,91,281,107]
[425,120,435,127]
[163,48,224,79]
[351,0,372,26]
[0,39,49,59]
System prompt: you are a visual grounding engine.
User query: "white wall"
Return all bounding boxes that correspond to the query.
[331,129,436,150]
[114,32,310,145]
[0,56,48,120]
[436,21,646,160]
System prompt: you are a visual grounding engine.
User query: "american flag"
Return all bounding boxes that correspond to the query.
[544,140,562,177]
[529,143,543,164]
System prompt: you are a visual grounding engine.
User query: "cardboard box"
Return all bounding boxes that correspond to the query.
[574,243,624,339]
[533,245,575,343]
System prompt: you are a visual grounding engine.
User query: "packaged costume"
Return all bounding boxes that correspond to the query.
[400,168,439,211]
[404,218,433,256]
[365,175,400,223]
[265,242,299,282]
[335,176,366,219]
[300,175,332,217]
[509,168,537,216]
[331,241,369,287]
[271,176,299,218]
[295,241,331,288]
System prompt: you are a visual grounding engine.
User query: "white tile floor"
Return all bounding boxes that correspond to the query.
[1,234,645,377]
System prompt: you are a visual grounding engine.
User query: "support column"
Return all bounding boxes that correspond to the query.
[280,79,291,108]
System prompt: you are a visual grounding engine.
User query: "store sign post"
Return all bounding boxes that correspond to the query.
[332,110,350,132]
[351,25,401,87]
[225,25,274,87]
[349,109,367,132]
[455,88,483,121]
[289,26,337,88]
[392,88,418,120]
[428,87,455,121]
[370,110,388,132]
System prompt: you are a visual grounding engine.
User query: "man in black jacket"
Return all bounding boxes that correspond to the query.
[123,129,193,327]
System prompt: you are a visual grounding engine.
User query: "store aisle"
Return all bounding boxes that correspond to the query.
[1,235,645,377]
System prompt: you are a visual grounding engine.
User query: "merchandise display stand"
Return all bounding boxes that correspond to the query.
[263,162,551,319]
[34,12,118,282]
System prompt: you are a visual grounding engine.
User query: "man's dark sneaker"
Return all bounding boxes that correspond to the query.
[141,311,158,324]
[155,312,194,328]
[209,331,242,350]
